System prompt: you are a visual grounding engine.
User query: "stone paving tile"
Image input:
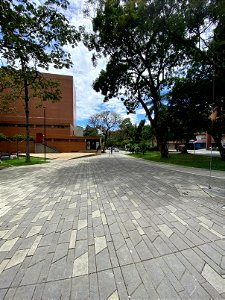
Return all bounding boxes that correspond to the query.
[71,275,89,299]
[0,153,225,299]
[13,284,36,300]
[180,270,211,299]
[135,261,159,298]
[121,264,142,297]
[98,269,117,300]
[89,272,100,299]
[96,248,112,272]
[4,287,17,300]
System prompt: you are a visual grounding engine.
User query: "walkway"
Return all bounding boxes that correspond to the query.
[20,152,97,161]
[0,152,225,299]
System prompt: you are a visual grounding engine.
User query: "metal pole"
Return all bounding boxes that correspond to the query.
[209,70,215,189]
[209,138,213,189]
[43,106,46,160]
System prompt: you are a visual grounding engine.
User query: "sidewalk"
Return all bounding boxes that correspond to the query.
[187,149,221,157]
[0,153,224,299]
[21,152,97,161]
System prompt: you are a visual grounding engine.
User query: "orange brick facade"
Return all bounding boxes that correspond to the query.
[0,73,100,153]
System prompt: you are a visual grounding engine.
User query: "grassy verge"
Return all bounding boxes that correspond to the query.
[0,156,49,169]
[130,151,225,171]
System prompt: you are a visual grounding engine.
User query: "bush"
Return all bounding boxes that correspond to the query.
[138,141,148,154]
[134,145,141,153]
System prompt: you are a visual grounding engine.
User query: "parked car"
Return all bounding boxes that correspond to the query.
[0,153,10,160]
[114,148,119,152]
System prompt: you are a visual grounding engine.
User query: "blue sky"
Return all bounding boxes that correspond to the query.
[42,0,147,128]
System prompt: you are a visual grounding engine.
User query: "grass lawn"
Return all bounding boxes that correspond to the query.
[0,156,49,169]
[130,151,225,171]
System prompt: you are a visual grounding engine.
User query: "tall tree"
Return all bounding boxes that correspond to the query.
[88,111,121,152]
[118,118,135,141]
[0,0,80,162]
[168,65,212,147]
[170,1,225,157]
[83,125,98,136]
[85,0,195,157]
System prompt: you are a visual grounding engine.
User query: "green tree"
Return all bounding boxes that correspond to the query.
[172,0,225,157]
[168,65,212,144]
[85,0,195,158]
[142,125,154,142]
[83,125,98,136]
[119,118,134,140]
[0,0,80,162]
[169,65,225,158]
[206,2,225,158]
[88,111,121,152]
[112,118,135,146]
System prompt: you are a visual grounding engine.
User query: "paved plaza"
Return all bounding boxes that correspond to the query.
[0,152,225,299]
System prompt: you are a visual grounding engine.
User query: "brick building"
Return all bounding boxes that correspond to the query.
[0,73,100,154]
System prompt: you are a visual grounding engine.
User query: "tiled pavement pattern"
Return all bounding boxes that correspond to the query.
[0,152,225,300]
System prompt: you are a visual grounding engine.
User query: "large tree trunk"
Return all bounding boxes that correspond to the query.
[181,138,189,154]
[210,119,225,160]
[211,133,225,160]
[157,138,168,158]
[154,123,169,158]
[24,79,30,163]
[102,131,108,153]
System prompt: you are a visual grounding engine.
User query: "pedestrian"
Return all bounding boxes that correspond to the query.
[96,145,100,154]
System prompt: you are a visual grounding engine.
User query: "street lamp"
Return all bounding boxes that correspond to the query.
[43,106,46,160]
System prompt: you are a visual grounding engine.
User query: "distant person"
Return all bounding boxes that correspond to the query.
[96,145,100,153]
[110,147,113,155]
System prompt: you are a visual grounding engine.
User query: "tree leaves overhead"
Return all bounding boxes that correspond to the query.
[0,0,80,162]
[85,0,225,158]
[0,0,80,70]
[86,0,194,157]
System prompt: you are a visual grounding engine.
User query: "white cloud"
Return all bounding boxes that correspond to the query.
[42,0,148,127]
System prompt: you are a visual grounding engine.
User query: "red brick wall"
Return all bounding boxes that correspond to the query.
[1,73,74,126]
[0,73,101,153]
[0,141,35,154]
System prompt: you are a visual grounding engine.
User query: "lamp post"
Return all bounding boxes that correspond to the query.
[43,106,46,160]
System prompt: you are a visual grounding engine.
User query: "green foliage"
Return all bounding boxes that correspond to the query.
[0,0,80,162]
[0,156,48,169]
[0,0,79,70]
[83,125,98,136]
[11,134,25,141]
[0,69,62,112]
[0,133,7,141]
[142,125,153,141]
[106,118,155,149]
[88,111,122,152]
[85,0,225,159]
[131,151,225,171]
[85,0,196,158]
[138,140,148,155]
[168,65,213,142]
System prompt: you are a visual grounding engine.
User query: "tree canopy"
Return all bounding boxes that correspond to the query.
[83,125,99,137]
[88,111,122,152]
[168,65,213,142]
[0,0,80,161]
[85,0,197,157]
[84,0,225,158]
[0,0,79,70]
